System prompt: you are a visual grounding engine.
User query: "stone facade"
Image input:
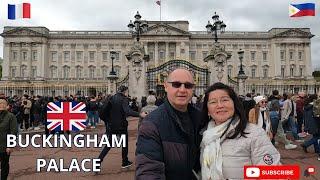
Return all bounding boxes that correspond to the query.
[0,21,317,97]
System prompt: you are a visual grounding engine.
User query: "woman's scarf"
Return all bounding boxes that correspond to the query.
[258,107,271,135]
[200,118,232,180]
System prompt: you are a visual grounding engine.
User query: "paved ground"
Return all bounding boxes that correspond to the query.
[6,118,320,180]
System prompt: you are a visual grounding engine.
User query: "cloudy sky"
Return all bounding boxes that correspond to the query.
[1,0,319,69]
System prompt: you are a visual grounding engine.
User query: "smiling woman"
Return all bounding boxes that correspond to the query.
[199,82,281,179]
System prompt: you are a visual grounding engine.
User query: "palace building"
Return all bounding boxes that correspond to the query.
[0,20,316,97]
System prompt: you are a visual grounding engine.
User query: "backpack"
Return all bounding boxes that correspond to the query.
[98,96,113,122]
[268,99,280,112]
[313,98,320,118]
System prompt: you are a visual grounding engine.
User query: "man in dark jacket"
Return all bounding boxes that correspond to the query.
[97,86,146,169]
[0,98,18,180]
[136,68,201,180]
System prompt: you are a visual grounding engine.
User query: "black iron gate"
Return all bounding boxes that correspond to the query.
[146,60,209,96]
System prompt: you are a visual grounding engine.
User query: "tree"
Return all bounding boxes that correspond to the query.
[312,71,320,77]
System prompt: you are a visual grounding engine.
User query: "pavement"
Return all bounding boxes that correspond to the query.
[5,118,320,180]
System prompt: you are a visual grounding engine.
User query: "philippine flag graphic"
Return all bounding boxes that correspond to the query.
[289,3,315,17]
[8,3,31,20]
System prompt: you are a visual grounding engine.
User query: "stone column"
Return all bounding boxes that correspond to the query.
[28,43,32,78]
[305,43,312,78]
[107,77,118,95]
[155,42,159,66]
[204,43,231,85]
[39,41,48,80]
[2,43,11,80]
[126,41,149,102]
[176,42,181,58]
[165,42,169,61]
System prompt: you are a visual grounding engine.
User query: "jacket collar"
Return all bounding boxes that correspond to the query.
[164,98,198,135]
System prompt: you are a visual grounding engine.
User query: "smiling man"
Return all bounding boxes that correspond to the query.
[135,68,201,180]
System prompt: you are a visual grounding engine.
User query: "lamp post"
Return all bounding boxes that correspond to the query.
[206,12,226,43]
[109,51,116,76]
[128,11,148,42]
[238,49,245,75]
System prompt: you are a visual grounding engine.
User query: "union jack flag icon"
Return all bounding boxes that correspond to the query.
[47,102,87,132]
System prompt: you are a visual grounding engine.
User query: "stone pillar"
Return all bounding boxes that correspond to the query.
[204,43,231,85]
[126,41,149,102]
[28,43,32,78]
[2,43,11,80]
[107,78,117,95]
[165,42,169,61]
[237,74,248,95]
[176,42,181,58]
[155,42,159,66]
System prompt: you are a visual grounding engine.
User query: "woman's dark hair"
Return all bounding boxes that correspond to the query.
[201,82,248,139]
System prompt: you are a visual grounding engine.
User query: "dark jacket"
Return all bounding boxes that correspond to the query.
[136,99,201,180]
[304,104,320,135]
[0,110,18,153]
[87,100,98,111]
[109,93,139,132]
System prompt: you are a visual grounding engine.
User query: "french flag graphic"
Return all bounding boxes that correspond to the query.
[8,3,31,20]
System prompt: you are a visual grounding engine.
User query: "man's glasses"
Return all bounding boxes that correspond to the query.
[167,81,195,89]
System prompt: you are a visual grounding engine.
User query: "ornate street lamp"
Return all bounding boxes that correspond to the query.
[109,51,117,76]
[238,49,245,75]
[206,12,226,43]
[128,11,148,42]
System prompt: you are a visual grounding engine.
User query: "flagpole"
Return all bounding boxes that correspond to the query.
[160,0,162,22]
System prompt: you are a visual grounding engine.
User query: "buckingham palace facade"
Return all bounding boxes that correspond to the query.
[0,20,317,97]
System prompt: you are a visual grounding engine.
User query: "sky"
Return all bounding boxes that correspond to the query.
[0,0,319,69]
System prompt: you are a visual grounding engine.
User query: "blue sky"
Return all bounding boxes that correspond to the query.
[1,0,319,69]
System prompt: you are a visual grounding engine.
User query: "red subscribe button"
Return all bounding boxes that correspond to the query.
[244,165,300,179]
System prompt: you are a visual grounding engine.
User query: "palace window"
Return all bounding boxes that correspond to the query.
[280,51,285,60]
[289,51,294,60]
[250,51,255,61]
[64,51,70,61]
[263,52,267,61]
[51,52,57,62]
[31,66,37,78]
[10,66,16,78]
[76,66,82,78]
[299,66,304,76]
[12,51,17,61]
[115,52,120,61]
[89,51,95,61]
[281,66,285,78]
[290,66,295,76]
[32,51,37,61]
[101,67,108,79]
[20,65,27,77]
[102,52,108,61]
[169,52,175,59]
[50,66,57,78]
[159,51,165,60]
[63,66,70,79]
[298,51,303,60]
[89,66,95,79]
[76,51,83,61]
[251,68,256,78]
[190,51,196,61]
[263,68,268,78]
[22,51,27,61]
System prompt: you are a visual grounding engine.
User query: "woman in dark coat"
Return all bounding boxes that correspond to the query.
[301,94,320,160]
